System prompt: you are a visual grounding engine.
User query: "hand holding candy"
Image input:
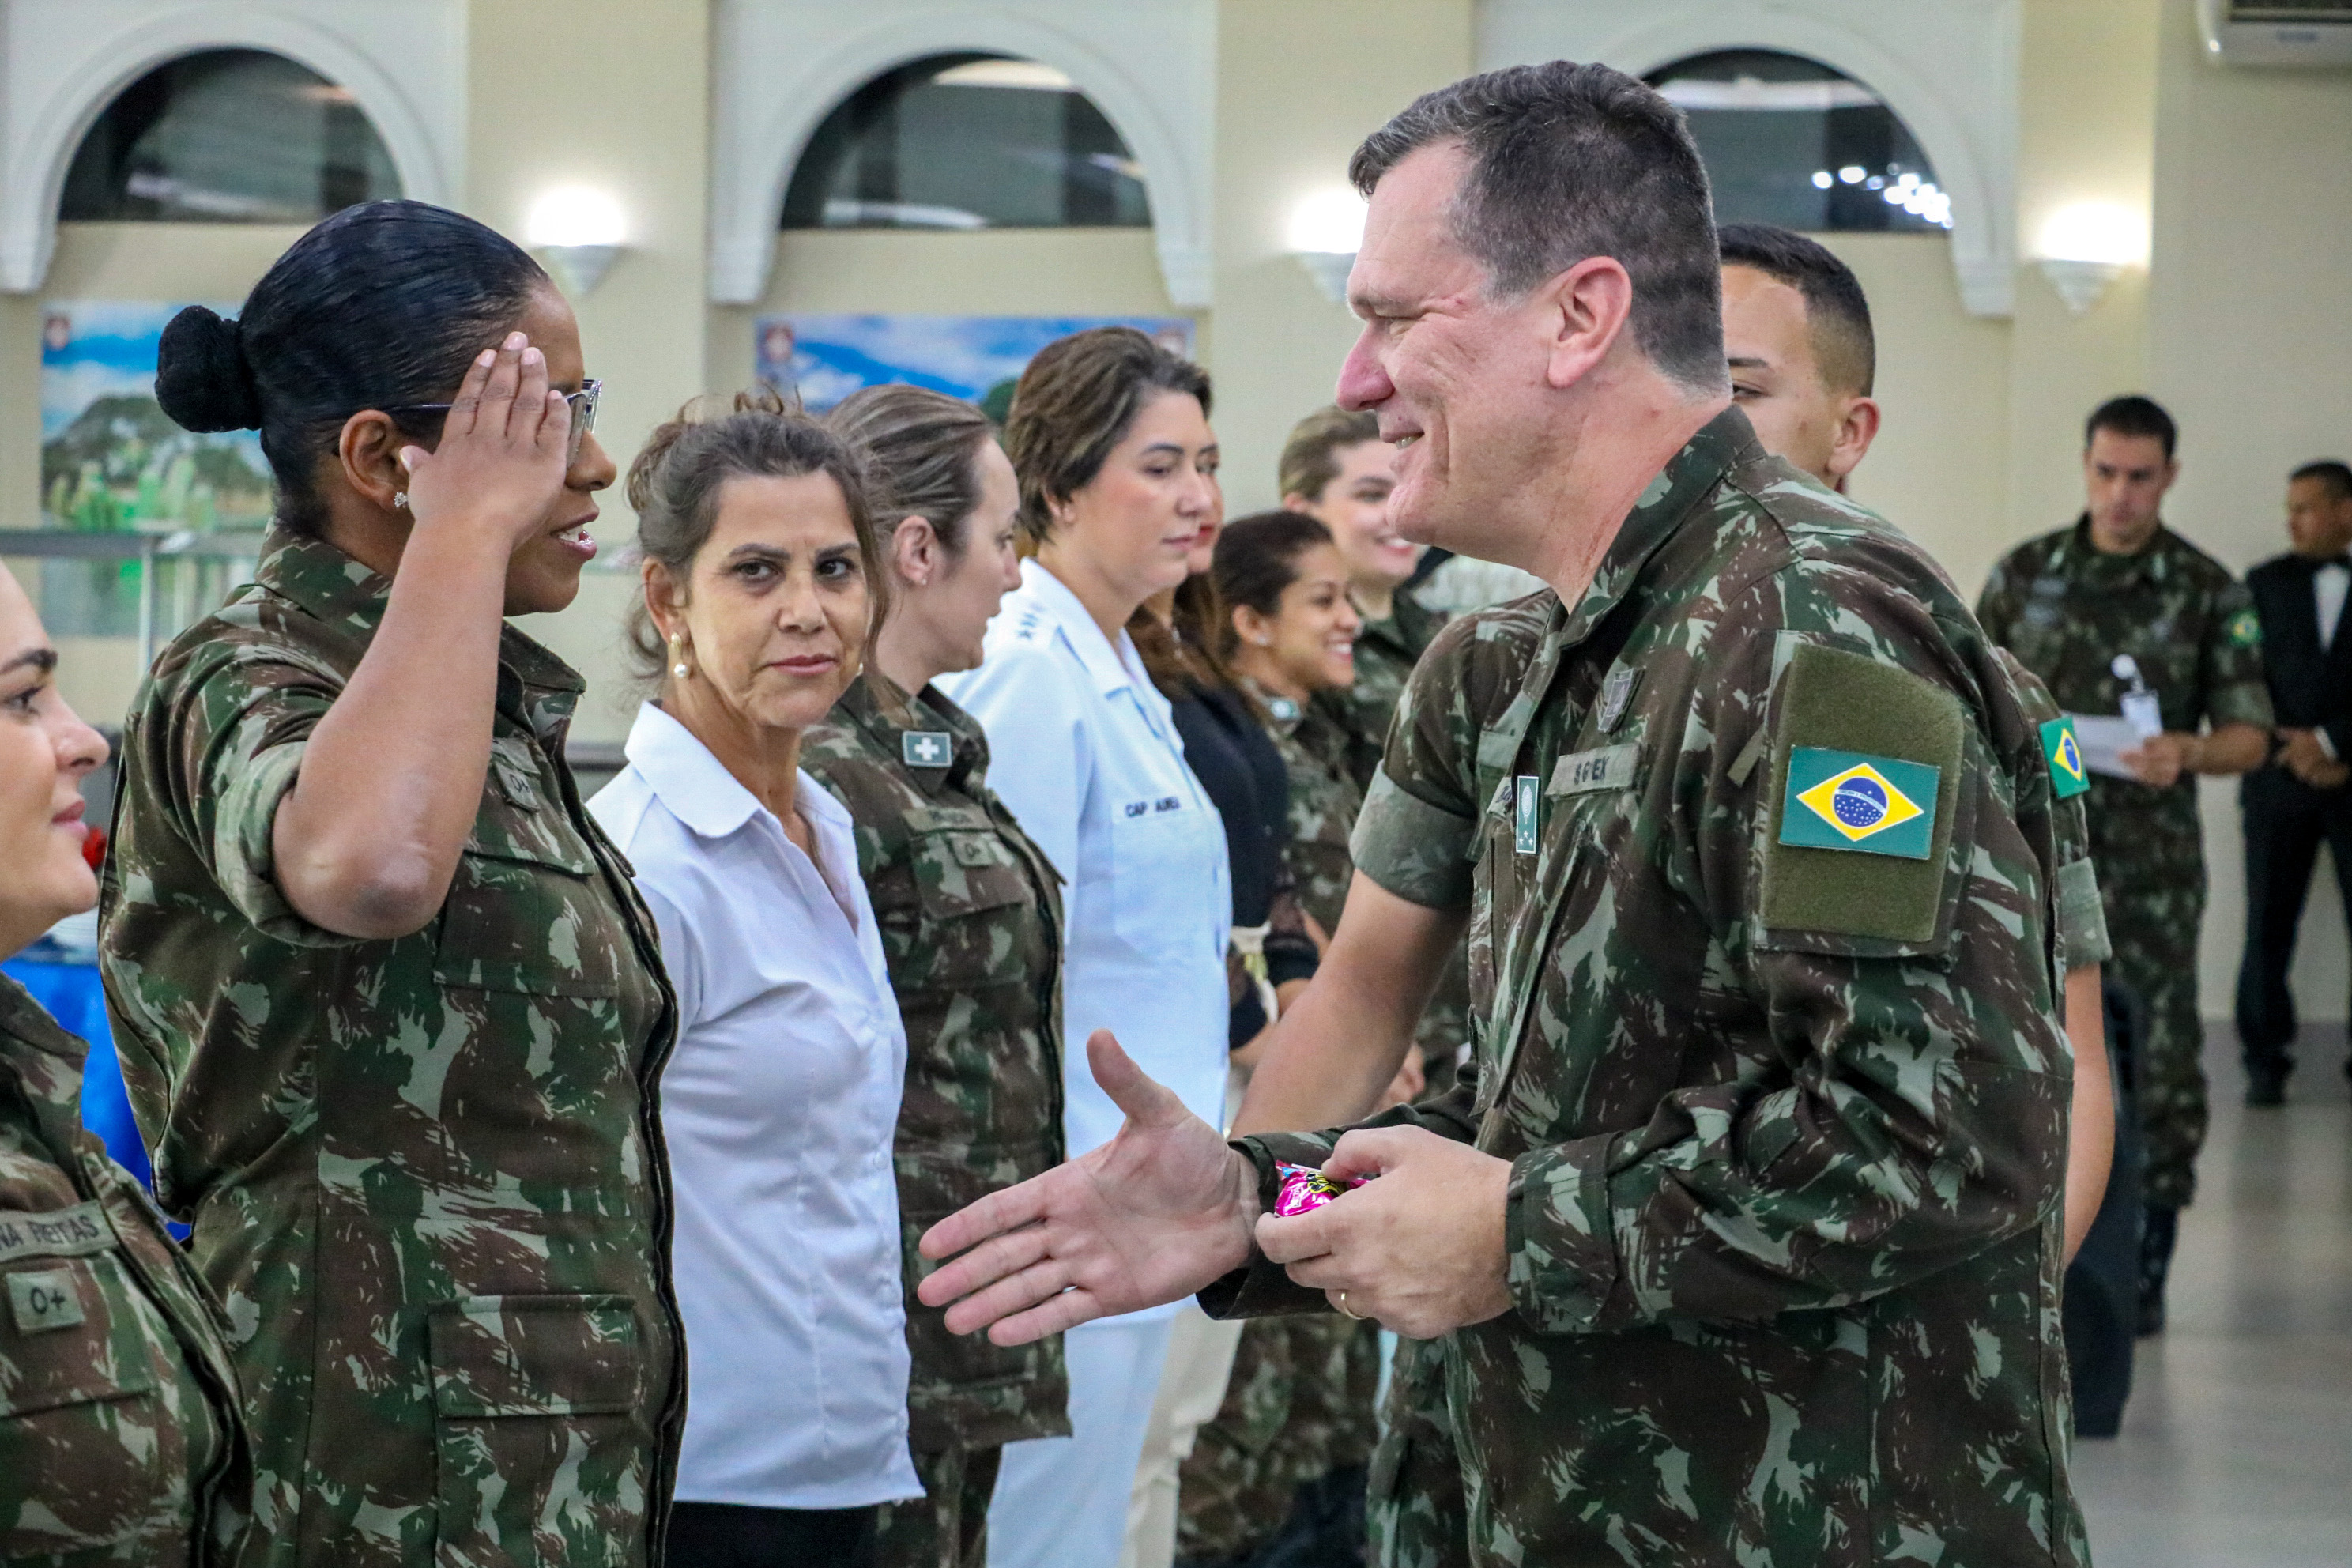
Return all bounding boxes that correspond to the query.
[1274,1162,1368,1217]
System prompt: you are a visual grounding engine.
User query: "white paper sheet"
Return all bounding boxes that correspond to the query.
[2069,714,2148,780]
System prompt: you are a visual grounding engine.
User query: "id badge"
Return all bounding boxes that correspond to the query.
[2121,691,2162,739]
[1513,775,1540,855]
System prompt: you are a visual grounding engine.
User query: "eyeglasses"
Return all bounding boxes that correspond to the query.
[384,379,602,466]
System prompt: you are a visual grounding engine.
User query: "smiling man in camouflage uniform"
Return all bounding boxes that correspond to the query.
[918,62,2084,1567]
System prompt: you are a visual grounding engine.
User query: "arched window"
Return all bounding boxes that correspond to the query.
[60,48,401,223]
[1645,51,1949,233]
[782,54,1151,231]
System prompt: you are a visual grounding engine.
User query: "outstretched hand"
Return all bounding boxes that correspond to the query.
[918,1031,1259,1345]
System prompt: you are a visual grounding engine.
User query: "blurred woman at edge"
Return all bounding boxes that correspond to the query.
[937,328,1231,1568]
[801,385,1070,1568]
[0,561,251,1565]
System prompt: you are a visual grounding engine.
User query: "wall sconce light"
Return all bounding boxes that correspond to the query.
[526,187,628,298]
[2034,202,2146,315]
[1287,188,1367,304]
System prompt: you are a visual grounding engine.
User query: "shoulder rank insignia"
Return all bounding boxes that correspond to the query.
[2041,716,2089,800]
[1780,748,1939,860]
[903,731,953,769]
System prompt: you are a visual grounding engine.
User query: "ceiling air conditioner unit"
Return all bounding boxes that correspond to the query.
[2199,0,2352,65]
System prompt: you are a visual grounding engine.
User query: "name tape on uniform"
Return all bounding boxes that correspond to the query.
[1779,748,1939,861]
[1549,744,1640,797]
[0,1200,117,1267]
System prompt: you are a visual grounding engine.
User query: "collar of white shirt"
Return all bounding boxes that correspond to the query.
[622,700,853,844]
[1017,558,1150,699]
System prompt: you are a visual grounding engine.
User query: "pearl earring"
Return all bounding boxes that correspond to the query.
[668,630,690,680]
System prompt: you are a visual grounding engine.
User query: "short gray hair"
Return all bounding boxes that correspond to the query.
[1349,61,1728,394]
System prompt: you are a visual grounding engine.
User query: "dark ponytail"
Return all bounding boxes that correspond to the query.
[153,199,550,536]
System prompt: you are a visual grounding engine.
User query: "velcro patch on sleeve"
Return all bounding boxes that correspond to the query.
[1760,641,1967,945]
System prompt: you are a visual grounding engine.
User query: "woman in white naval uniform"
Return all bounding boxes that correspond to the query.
[940,328,1230,1568]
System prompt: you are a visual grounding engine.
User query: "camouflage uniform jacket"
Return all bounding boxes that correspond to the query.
[1249,682,1364,935]
[801,675,1069,1454]
[96,532,684,1568]
[2,974,251,1565]
[1329,596,1472,1073]
[1204,410,2086,1566]
[1336,592,1447,794]
[1977,516,2271,890]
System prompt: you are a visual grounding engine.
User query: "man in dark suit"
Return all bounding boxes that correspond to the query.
[2237,459,2352,1104]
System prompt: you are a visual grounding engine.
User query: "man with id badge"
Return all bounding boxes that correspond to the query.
[1977,394,2271,1334]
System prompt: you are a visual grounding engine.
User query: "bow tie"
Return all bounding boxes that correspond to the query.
[2309,556,2351,572]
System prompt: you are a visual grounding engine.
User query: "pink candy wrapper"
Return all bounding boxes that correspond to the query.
[1273,1161,1366,1217]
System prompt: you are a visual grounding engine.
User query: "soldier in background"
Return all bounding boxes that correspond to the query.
[922,62,2086,1566]
[803,386,1070,1568]
[1978,394,2270,1334]
[1278,407,1426,784]
[2,560,251,1565]
[1279,413,1470,1099]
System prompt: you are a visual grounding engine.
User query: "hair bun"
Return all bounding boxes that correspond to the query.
[155,305,263,432]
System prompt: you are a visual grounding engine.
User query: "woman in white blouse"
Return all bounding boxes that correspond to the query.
[590,392,919,1568]
[940,328,1231,1568]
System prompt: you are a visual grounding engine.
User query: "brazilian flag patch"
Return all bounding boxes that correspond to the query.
[2228,609,2262,648]
[2041,715,2090,800]
[1779,748,1940,860]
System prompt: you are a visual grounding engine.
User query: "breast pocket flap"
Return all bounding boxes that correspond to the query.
[427,1294,640,1419]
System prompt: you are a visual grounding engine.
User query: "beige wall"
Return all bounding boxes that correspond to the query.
[2144,0,2352,1022]
[1208,0,1473,514]
[1824,233,2014,598]
[466,0,714,742]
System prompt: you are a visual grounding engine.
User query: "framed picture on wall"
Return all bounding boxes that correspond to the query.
[38,301,276,635]
[755,313,1196,420]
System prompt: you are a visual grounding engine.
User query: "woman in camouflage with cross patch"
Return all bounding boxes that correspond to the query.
[800,385,1071,1568]
[99,205,684,1567]
[1,561,252,1565]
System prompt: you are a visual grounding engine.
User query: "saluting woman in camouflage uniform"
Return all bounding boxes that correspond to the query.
[97,204,683,1567]
[800,386,1068,1568]
[1174,513,1393,1568]
[1,563,251,1565]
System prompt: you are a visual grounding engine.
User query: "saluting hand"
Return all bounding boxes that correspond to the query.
[1255,1125,1513,1340]
[397,330,574,554]
[918,1031,1258,1346]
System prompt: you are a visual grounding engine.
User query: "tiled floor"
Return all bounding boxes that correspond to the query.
[2071,1027,2352,1566]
